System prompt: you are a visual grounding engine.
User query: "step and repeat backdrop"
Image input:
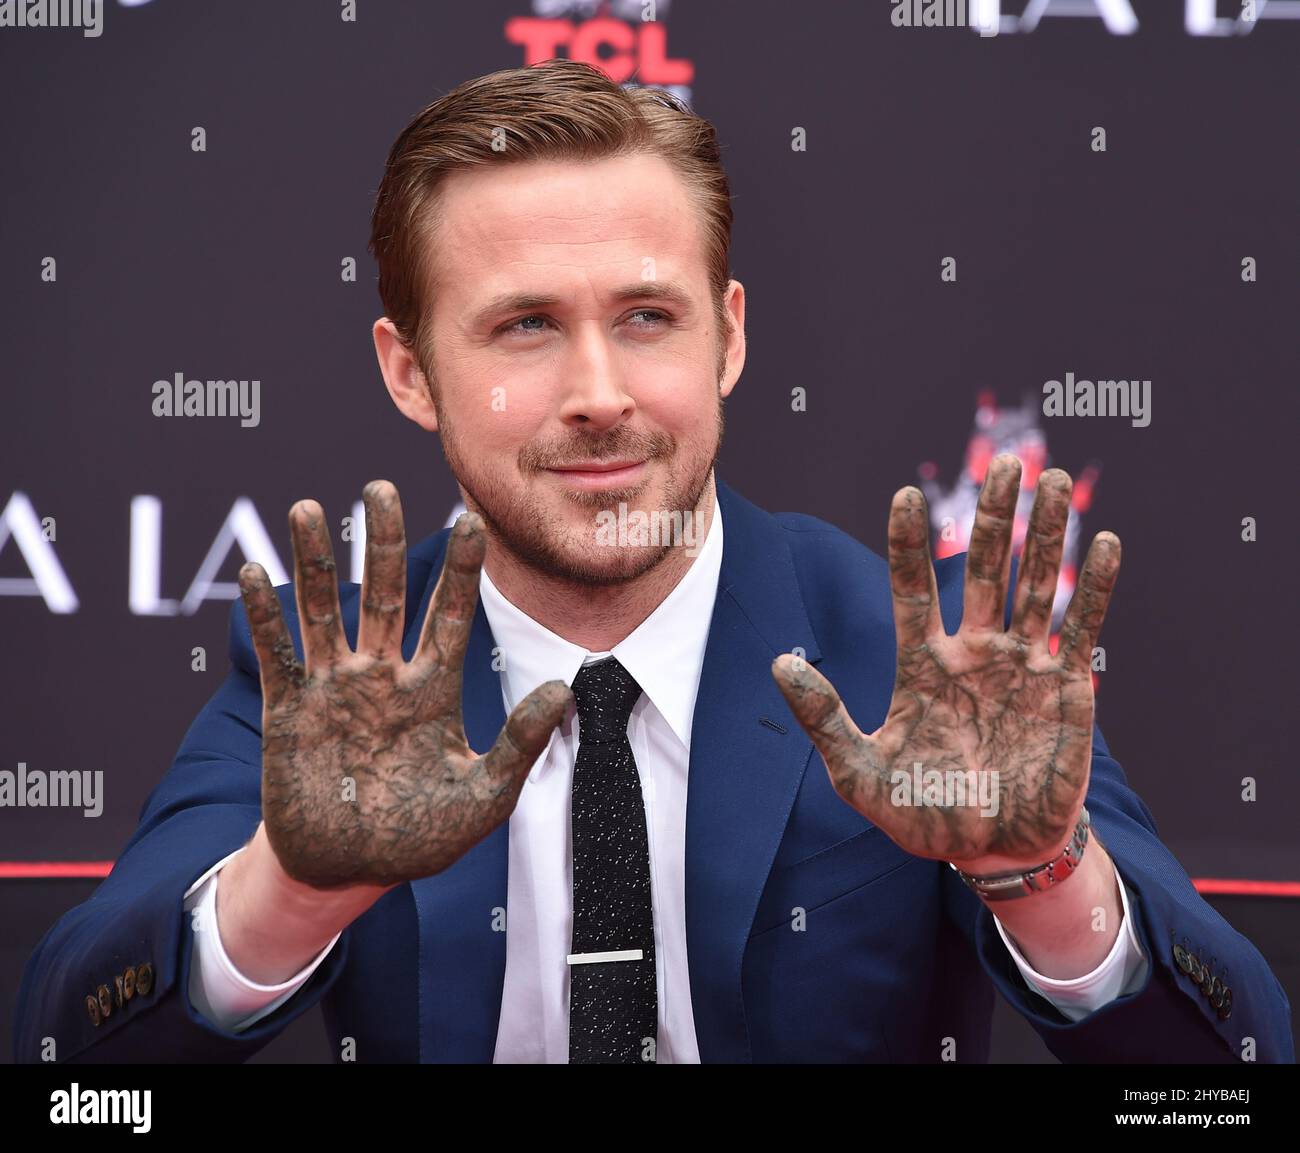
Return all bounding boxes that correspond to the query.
[2,0,1297,979]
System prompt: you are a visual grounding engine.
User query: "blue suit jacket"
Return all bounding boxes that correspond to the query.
[14,477,1294,1063]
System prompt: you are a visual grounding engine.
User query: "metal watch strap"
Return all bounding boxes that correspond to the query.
[949,806,1091,901]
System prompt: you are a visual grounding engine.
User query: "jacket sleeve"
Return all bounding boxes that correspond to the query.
[12,588,351,1064]
[960,723,1295,1063]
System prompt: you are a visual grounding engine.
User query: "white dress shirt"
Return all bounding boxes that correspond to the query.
[184,499,1149,1053]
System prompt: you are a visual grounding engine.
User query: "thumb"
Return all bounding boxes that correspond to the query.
[770,654,865,779]
[479,679,573,793]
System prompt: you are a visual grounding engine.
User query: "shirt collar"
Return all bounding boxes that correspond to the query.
[478,495,724,764]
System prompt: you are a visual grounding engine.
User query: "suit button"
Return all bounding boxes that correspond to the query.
[114,975,124,1008]
[85,995,102,1027]
[1187,953,1203,983]
[1199,969,1215,997]
[1173,943,1192,973]
[123,966,136,1001]
[96,984,112,1019]
[136,962,154,996]
[1217,988,1233,1020]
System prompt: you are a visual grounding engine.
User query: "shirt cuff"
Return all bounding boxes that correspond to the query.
[183,846,342,1033]
[992,855,1150,1023]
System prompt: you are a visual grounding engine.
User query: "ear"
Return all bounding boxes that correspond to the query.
[373,318,438,431]
[718,279,746,400]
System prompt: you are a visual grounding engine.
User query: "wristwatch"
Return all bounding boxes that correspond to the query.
[949,806,1091,901]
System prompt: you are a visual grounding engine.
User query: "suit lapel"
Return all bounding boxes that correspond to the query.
[404,478,822,1063]
[406,559,510,1063]
[683,480,822,1062]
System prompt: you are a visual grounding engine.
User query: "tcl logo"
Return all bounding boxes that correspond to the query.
[506,16,693,85]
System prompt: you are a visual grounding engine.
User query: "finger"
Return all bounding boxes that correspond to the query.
[289,500,347,677]
[238,561,303,710]
[1057,531,1121,675]
[962,453,1021,633]
[770,654,871,804]
[886,486,943,650]
[412,512,486,713]
[356,480,407,660]
[1009,468,1072,646]
[478,679,573,797]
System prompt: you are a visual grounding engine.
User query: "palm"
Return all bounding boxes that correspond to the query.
[241,482,571,891]
[261,660,479,887]
[773,456,1119,871]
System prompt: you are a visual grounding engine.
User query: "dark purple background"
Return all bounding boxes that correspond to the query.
[1,0,1296,1062]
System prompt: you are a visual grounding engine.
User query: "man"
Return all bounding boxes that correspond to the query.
[14,60,1292,1064]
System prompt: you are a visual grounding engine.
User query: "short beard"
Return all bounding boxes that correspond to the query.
[436,389,724,589]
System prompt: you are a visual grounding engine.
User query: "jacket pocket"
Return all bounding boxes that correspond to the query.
[750,827,917,938]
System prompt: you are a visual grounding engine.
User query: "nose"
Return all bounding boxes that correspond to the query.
[557,326,635,431]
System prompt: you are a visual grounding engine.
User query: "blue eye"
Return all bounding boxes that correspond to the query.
[506,314,550,334]
[501,310,669,336]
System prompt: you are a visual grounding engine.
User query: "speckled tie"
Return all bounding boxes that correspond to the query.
[568,655,658,1064]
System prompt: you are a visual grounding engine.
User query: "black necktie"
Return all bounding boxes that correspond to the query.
[567,655,658,1064]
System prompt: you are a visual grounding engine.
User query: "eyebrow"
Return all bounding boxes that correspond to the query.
[471,280,696,327]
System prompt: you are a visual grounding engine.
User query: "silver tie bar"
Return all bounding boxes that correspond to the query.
[566,949,644,965]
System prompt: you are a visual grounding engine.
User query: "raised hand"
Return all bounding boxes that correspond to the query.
[237,480,572,891]
[771,454,1120,873]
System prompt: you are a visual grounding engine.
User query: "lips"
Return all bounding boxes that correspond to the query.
[548,460,645,473]
[544,459,648,489]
